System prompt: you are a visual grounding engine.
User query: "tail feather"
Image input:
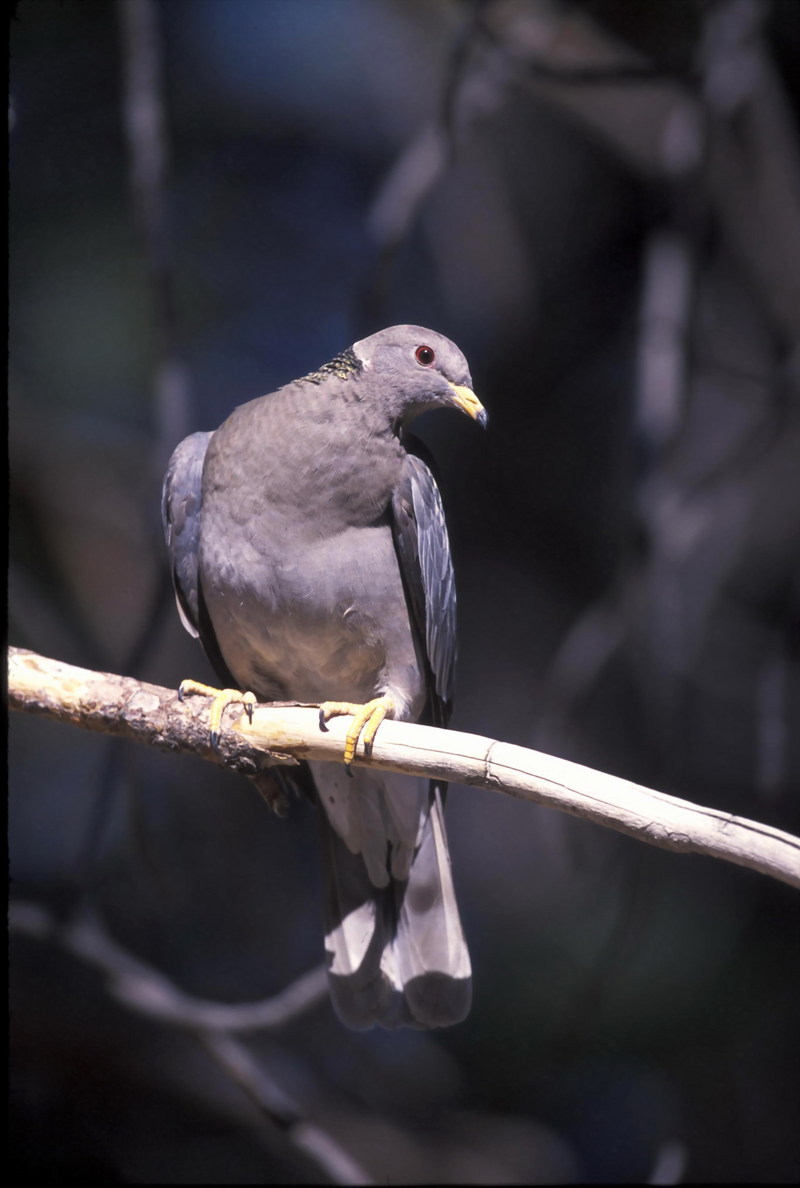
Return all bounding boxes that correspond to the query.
[316,765,471,1030]
[391,793,471,1027]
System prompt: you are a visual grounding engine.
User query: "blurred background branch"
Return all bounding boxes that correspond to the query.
[119,0,189,461]
[10,899,368,1184]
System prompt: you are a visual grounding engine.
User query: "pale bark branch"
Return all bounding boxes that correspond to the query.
[9,646,800,890]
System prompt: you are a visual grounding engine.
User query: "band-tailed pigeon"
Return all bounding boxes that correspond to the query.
[162,325,486,1029]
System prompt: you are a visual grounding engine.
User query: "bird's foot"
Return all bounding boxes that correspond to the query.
[178,679,257,747]
[318,694,394,766]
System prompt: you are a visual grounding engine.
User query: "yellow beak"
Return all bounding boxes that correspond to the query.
[447,383,488,427]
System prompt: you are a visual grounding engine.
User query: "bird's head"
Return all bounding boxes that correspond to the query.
[352,325,487,430]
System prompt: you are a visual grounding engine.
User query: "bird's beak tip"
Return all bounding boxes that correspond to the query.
[448,382,488,428]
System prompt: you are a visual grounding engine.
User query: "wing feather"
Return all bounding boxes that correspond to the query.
[161,430,237,687]
[390,447,456,726]
[161,431,213,638]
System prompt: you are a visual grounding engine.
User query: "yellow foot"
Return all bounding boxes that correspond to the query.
[178,679,256,747]
[318,695,394,766]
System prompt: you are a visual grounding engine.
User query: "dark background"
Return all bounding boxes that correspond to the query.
[10,0,800,1182]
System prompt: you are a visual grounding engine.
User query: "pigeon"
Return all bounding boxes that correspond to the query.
[162,325,486,1028]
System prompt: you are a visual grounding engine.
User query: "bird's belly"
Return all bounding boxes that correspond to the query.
[202,523,425,714]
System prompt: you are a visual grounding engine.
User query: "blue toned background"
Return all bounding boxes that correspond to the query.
[10,0,800,1182]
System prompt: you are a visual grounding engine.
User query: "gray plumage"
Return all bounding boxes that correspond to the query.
[162,325,484,1029]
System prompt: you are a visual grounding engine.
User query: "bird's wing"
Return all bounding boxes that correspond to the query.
[161,430,238,687]
[391,445,456,726]
[161,431,211,639]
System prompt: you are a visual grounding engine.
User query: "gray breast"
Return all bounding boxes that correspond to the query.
[199,466,424,715]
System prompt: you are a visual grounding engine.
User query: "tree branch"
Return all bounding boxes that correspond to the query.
[10,899,369,1184]
[9,646,800,890]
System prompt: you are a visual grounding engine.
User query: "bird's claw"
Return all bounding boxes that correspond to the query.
[178,679,257,748]
[318,695,394,766]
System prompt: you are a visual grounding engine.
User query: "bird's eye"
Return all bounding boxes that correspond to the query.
[415,345,436,366]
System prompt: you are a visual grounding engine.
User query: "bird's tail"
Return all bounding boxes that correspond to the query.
[318,774,472,1030]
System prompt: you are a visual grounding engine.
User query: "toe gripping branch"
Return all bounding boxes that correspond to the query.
[178,679,257,747]
[318,694,394,768]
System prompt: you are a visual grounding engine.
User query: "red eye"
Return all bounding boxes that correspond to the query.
[415,345,435,366]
